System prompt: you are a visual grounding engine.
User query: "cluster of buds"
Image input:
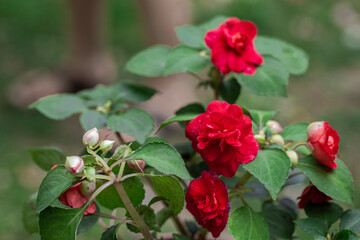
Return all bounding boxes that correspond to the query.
[113,144,145,172]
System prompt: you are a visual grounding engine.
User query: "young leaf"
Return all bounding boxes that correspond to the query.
[248,109,277,128]
[235,56,289,97]
[243,149,291,200]
[176,25,206,49]
[125,45,171,77]
[107,108,154,144]
[22,194,39,234]
[304,202,343,229]
[39,207,85,240]
[152,175,184,215]
[294,218,327,240]
[157,114,198,132]
[219,78,241,104]
[126,205,160,232]
[340,209,360,234]
[229,206,270,240]
[80,110,106,131]
[28,147,66,171]
[126,142,191,180]
[96,177,145,210]
[282,122,309,142]
[30,94,87,120]
[255,36,309,75]
[163,45,208,75]
[36,166,77,212]
[100,224,119,240]
[296,156,354,205]
[157,208,173,227]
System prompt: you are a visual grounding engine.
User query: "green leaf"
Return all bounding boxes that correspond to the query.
[23,194,39,234]
[36,166,77,212]
[296,156,354,205]
[235,56,289,97]
[157,208,173,227]
[152,175,184,215]
[229,206,270,240]
[282,122,309,142]
[39,207,85,240]
[200,15,228,31]
[157,114,198,132]
[125,45,171,77]
[304,202,343,229]
[100,224,119,240]
[220,78,241,104]
[175,103,205,115]
[294,218,327,240]
[112,82,157,103]
[255,36,309,75]
[176,25,206,49]
[243,149,291,200]
[340,209,360,234]
[248,109,277,128]
[126,205,160,232]
[126,142,191,180]
[107,108,154,144]
[28,147,66,171]
[30,94,87,120]
[96,177,145,210]
[336,229,359,240]
[77,214,99,234]
[173,234,192,240]
[80,110,106,131]
[163,45,208,75]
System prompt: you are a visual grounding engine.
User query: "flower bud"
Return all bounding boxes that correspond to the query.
[80,180,96,197]
[286,150,298,169]
[254,132,266,144]
[269,134,285,146]
[266,120,283,134]
[306,121,324,139]
[127,160,146,172]
[84,167,96,181]
[113,145,133,160]
[100,140,115,151]
[83,128,99,147]
[65,156,84,175]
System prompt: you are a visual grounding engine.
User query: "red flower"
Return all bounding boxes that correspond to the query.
[204,17,263,75]
[297,183,332,209]
[307,121,340,168]
[186,101,259,178]
[58,182,96,215]
[186,171,229,238]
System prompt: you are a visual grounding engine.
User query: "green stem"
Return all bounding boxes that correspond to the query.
[87,147,110,172]
[93,212,127,222]
[198,228,208,240]
[87,174,114,181]
[284,140,308,149]
[113,181,153,240]
[117,162,126,179]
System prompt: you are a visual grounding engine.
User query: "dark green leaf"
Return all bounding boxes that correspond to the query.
[282,122,309,142]
[100,224,119,240]
[157,208,173,227]
[163,45,208,75]
[125,45,171,77]
[36,166,77,212]
[28,147,66,171]
[107,108,154,144]
[126,142,191,180]
[175,103,205,115]
[23,194,39,234]
[39,207,85,240]
[77,214,99,234]
[152,176,184,215]
[336,229,359,240]
[219,78,241,104]
[126,205,159,233]
[229,206,269,240]
[294,218,327,240]
[30,94,87,120]
[255,36,309,75]
[176,25,206,49]
[235,56,289,97]
[243,149,291,200]
[173,234,192,240]
[340,209,360,234]
[157,114,198,132]
[304,202,343,229]
[112,82,157,103]
[96,177,144,210]
[248,109,277,128]
[80,110,106,131]
[296,156,354,205]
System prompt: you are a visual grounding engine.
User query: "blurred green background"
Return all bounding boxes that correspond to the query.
[0,0,359,239]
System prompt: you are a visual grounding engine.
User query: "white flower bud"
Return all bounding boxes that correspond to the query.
[286,150,298,169]
[100,140,115,151]
[269,134,285,146]
[266,120,283,134]
[82,128,99,147]
[65,156,84,175]
[80,180,96,197]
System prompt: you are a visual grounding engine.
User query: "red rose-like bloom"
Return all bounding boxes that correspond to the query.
[297,183,332,209]
[58,182,96,215]
[186,101,259,177]
[307,121,340,168]
[186,171,230,238]
[204,17,263,75]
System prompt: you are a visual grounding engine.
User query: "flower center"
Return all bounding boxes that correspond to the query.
[232,33,248,53]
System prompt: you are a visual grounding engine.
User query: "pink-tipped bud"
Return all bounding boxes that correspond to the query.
[270,134,285,146]
[82,128,99,147]
[65,156,84,175]
[266,120,283,134]
[306,121,324,139]
[127,160,146,172]
[100,140,115,151]
[80,180,96,197]
[286,150,298,169]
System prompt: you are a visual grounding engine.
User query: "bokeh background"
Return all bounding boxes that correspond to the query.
[0,0,360,239]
